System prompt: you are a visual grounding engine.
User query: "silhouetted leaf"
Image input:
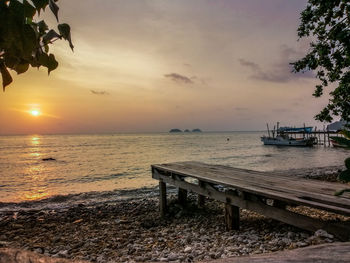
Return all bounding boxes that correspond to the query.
[49,0,59,22]
[58,23,74,50]
[14,63,30,75]
[37,20,49,33]
[47,53,58,74]
[23,0,36,18]
[0,63,13,91]
[43,29,61,43]
[31,0,49,14]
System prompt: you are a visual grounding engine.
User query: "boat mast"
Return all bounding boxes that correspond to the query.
[266,123,271,138]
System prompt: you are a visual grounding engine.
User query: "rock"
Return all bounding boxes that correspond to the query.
[167,252,178,261]
[42,157,56,161]
[296,241,308,247]
[184,246,192,253]
[33,247,44,254]
[315,229,334,239]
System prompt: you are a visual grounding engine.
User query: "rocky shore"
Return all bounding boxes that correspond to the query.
[0,165,347,263]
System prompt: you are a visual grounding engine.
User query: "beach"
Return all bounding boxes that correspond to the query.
[0,165,347,263]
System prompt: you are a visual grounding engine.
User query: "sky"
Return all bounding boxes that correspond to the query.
[0,0,336,134]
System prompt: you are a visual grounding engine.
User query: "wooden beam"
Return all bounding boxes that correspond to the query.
[225,203,239,230]
[159,180,167,217]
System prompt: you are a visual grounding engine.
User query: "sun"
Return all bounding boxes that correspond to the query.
[30,110,40,117]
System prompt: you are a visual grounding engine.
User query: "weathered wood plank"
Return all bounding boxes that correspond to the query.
[152,162,350,215]
[152,169,350,240]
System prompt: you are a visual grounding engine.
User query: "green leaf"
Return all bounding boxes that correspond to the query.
[339,170,350,182]
[47,53,58,74]
[0,62,13,91]
[49,0,59,22]
[58,23,74,51]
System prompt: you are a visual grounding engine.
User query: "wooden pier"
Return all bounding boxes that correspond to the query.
[151,161,350,240]
[283,130,342,147]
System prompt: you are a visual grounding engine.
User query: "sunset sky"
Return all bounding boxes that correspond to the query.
[0,0,335,134]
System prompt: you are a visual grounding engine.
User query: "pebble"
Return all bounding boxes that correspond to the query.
[184,246,192,253]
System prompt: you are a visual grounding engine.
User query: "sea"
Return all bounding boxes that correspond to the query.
[0,132,348,205]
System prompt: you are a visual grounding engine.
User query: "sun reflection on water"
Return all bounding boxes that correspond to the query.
[17,135,53,201]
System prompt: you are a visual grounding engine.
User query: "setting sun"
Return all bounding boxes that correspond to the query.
[30,110,40,117]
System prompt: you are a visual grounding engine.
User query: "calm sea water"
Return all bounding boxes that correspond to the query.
[0,132,348,203]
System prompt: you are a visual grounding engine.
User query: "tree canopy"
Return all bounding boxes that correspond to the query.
[292,0,350,123]
[0,0,73,91]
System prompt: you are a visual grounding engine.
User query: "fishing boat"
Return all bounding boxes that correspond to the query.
[261,122,314,146]
[261,134,314,146]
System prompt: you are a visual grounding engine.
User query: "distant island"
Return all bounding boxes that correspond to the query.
[169,128,182,133]
[169,128,202,133]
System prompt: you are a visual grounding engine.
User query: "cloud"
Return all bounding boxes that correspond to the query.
[90,90,109,95]
[239,45,315,83]
[164,73,194,84]
[238,59,260,71]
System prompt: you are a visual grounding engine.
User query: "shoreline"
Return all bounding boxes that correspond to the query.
[0,165,347,262]
[0,164,344,211]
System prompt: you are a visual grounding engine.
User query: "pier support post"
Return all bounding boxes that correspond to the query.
[225,203,239,230]
[178,188,188,206]
[198,181,205,208]
[159,180,167,217]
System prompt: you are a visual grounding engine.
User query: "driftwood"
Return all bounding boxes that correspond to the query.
[209,242,350,263]
[0,248,88,263]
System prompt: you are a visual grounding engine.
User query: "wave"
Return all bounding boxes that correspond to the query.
[0,186,174,212]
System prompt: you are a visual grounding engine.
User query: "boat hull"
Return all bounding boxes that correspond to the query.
[261,136,313,146]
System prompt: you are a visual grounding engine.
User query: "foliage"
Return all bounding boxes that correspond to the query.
[292,0,350,123]
[0,0,73,91]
